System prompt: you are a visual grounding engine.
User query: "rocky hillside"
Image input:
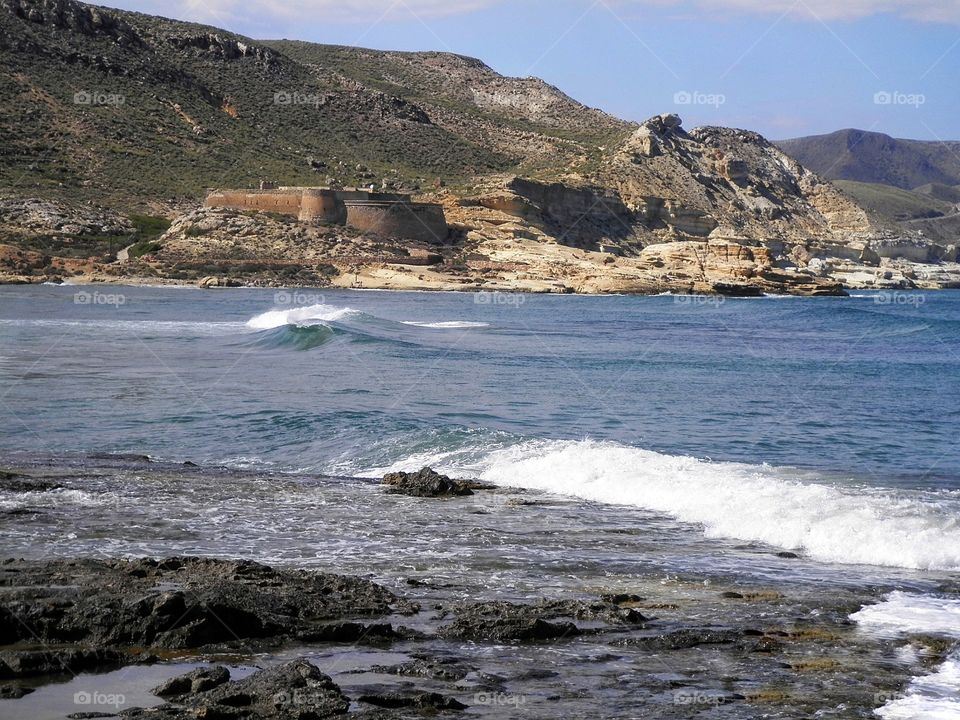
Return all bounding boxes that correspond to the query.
[0,0,957,294]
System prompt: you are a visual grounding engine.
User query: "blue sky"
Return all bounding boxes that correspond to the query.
[101,0,960,140]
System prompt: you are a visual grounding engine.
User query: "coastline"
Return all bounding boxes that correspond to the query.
[2,453,957,718]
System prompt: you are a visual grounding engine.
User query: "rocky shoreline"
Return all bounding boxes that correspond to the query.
[1,460,953,718]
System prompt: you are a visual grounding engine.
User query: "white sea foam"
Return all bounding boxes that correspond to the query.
[246,304,358,330]
[401,321,490,329]
[370,438,960,571]
[852,592,960,719]
[851,592,960,636]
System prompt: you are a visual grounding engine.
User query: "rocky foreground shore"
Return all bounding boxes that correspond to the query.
[0,465,955,719]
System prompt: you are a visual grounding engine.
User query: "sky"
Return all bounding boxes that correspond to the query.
[98,0,960,141]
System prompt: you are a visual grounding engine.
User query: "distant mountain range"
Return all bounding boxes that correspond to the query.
[777,130,960,238]
[776,129,960,190]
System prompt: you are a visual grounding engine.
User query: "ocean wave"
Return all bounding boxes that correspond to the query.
[364,437,960,571]
[246,303,359,330]
[852,592,960,719]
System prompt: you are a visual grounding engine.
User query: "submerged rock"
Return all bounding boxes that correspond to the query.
[613,627,742,650]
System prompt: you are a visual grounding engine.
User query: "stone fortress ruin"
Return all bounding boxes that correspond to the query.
[204,184,448,245]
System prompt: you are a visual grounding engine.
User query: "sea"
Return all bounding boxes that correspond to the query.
[1,284,958,718]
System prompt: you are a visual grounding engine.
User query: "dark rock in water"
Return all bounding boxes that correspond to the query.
[614,627,741,650]
[721,591,744,599]
[0,473,62,492]
[600,592,645,605]
[131,659,349,719]
[0,557,415,655]
[0,683,34,698]
[151,665,230,697]
[66,713,118,719]
[296,621,412,643]
[438,601,581,642]
[382,466,493,497]
[777,551,800,559]
[358,690,467,710]
[0,648,126,679]
[371,654,473,681]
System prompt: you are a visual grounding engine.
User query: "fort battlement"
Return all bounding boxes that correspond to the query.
[204,186,448,244]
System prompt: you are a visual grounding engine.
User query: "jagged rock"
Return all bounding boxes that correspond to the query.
[358,690,467,710]
[135,659,349,719]
[0,557,414,653]
[382,467,490,497]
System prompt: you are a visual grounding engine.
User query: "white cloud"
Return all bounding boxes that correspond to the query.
[628,0,960,23]
[109,0,960,27]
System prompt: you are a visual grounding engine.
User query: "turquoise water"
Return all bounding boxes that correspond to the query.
[1,285,959,570]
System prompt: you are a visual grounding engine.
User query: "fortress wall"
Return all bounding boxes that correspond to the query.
[205,190,303,216]
[299,189,347,224]
[344,202,448,245]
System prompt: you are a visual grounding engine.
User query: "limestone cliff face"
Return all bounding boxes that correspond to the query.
[598,116,885,245]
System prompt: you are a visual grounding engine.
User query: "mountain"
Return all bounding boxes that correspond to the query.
[0,0,957,293]
[776,129,960,190]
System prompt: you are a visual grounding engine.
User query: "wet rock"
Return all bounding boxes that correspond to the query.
[133,659,349,719]
[358,690,467,711]
[614,627,741,650]
[296,621,412,643]
[776,551,800,559]
[0,557,415,655]
[0,683,34,698]
[0,472,62,492]
[438,601,581,642]
[382,467,490,497]
[151,665,230,697]
[0,648,125,679]
[370,654,473,681]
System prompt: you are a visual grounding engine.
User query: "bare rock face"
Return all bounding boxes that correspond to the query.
[1,0,141,44]
[0,197,133,236]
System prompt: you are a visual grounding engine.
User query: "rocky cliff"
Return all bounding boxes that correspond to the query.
[0,0,957,294]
